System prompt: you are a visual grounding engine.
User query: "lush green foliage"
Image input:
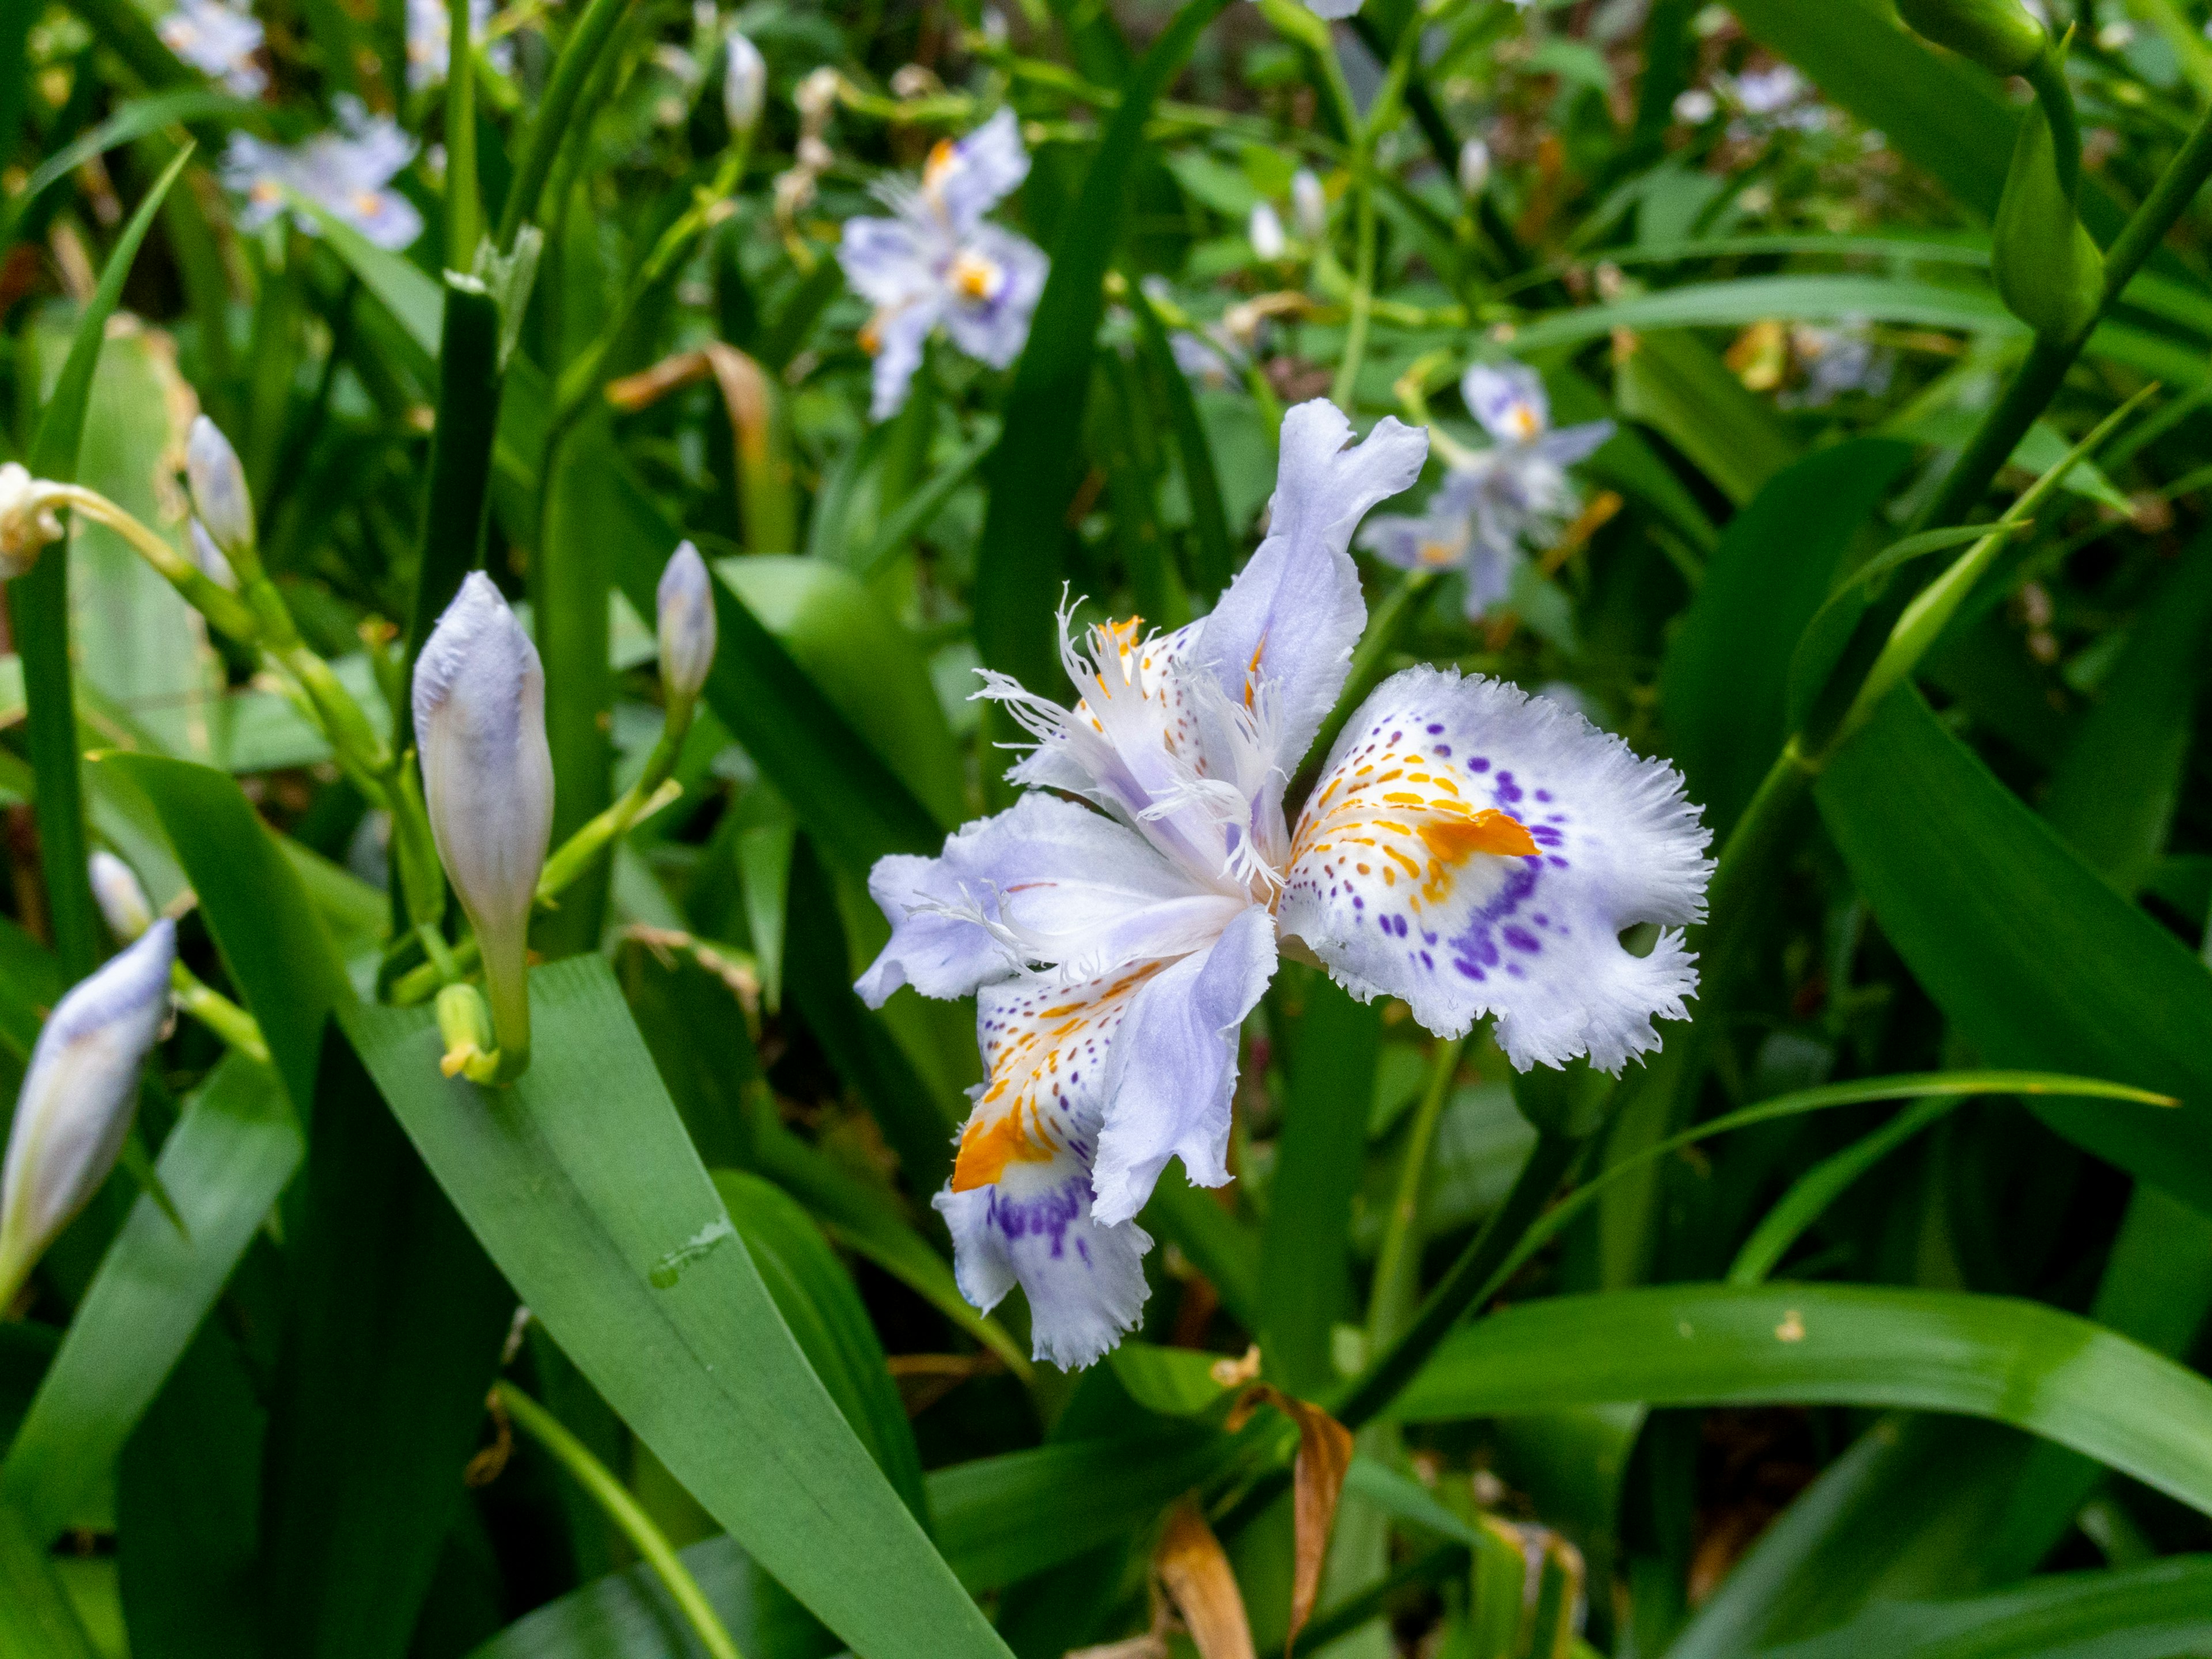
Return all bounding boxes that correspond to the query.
[5,0,2212,1654]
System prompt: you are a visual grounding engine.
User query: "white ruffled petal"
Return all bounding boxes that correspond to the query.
[1280,666,1711,1073]
[940,222,1047,369]
[934,1159,1150,1370]
[1197,400,1427,774]
[855,793,1241,1006]
[863,296,941,423]
[1090,903,1275,1226]
[925,107,1031,235]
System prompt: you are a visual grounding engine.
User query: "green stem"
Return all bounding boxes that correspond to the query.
[493,1381,745,1659]
[444,0,480,264]
[2024,45,2081,204]
[1331,175,1377,410]
[1331,1125,1586,1431]
[494,0,635,248]
[170,962,271,1063]
[1366,1036,1463,1346]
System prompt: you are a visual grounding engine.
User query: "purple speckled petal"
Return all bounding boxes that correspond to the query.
[1090,903,1277,1225]
[1198,400,1427,774]
[934,1159,1150,1369]
[1461,360,1551,444]
[1279,665,1712,1073]
[855,792,1248,1006]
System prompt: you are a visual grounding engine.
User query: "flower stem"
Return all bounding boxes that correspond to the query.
[492,1380,746,1659]
[1366,1035,1463,1347]
[170,962,270,1064]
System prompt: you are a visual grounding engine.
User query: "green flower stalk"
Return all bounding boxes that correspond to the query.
[1896,0,2047,74]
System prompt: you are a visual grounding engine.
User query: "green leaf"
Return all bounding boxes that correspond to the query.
[1661,440,1912,835]
[1814,688,2212,1213]
[1260,971,1381,1396]
[1142,1162,1263,1331]
[1130,290,1233,601]
[285,189,444,359]
[974,0,1236,691]
[1,1057,299,1541]
[709,1168,930,1529]
[467,1535,838,1659]
[405,280,505,677]
[2040,531,2212,895]
[0,1495,94,1659]
[1725,1097,1955,1286]
[1613,329,1800,507]
[344,957,1010,1657]
[92,753,353,1115]
[1756,1558,2212,1659]
[14,144,194,982]
[0,90,239,249]
[1391,1283,2212,1518]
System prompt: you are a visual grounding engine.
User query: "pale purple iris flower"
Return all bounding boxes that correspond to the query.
[158,0,266,96]
[857,399,1710,1366]
[836,109,1048,421]
[1360,360,1613,620]
[221,96,424,251]
[406,0,515,93]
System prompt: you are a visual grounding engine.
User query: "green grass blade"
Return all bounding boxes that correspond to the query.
[344,957,1012,1657]
[0,1057,299,1542]
[14,144,192,982]
[1391,1283,2212,1518]
[0,1495,96,1659]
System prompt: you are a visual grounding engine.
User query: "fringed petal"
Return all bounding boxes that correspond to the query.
[1091,903,1276,1225]
[855,793,1240,1006]
[863,296,941,423]
[1280,666,1711,1073]
[934,1161,1150,1370]
[837,215,934,308]
[1198,400,1426,773]
[925,108,1031,236]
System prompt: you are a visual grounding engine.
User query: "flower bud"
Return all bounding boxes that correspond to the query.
[1993,100,2103,339]
[0,919,176,1303]
[1248,202,1286,262]
[413,573,554,1074]
[89,851,153,942]
[657,540,718,710]
[1896,0,2046,75]
[436,982,498,1082]
[1458,135,1491,199]
[724,33,765,137]
[185,415,255,557]
[0,463,62,577]
[1291,168,1326,241]
[189,518,238,590]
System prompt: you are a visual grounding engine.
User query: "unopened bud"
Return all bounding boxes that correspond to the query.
[0,463,62,577]
[1291,169,1327,241]
[414,573,554,1077]
[794,66,839,128]
[0,920,176,1303]
[724,33,765,136]
[657,540,718,710]
[1249,202,1286,262]
[89,852,153,942]
[436,982,499,1082]
[1993,100,2103,339]
[1896,0,2046,75]
[185,416,255,557]
[1458,136,1491,198]
[189,518,238,589]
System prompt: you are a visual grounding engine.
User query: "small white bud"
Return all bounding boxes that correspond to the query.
[1291,169,1327,242]
[1248,202,1287,262]
[656,541,718,709]
[189,518,238,589]
[1673,87,1717,125]
[794,66,840,127]
[1458,136,1492,198]
[0,920,176,1300]
[412,573,554,1035]
[724,33,765,136]
[0,463,62,577]
[89,852,154,942]
[185,416,255,556]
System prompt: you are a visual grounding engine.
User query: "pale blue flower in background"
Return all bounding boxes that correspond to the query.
[406,0,514,93]
[158,0,266,97]
[857,398,1709,1364]
[89,852,154,944]
[1359,360,1613,619]
[836,109,1048,421]
[222,96,424,250]
[1248,200,1287,261]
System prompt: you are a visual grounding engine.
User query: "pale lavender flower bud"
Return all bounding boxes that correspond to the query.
[1291,169,1326,241]
[656,541,718,709]
[0,920,176,1300]
[1458,136,1491,198]
[185,415,255,556]
[1248,202,1286,261]
[89,852,153,942]
[412,573,554,1040]
[724,33,766,136]
[189,518,238,589]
